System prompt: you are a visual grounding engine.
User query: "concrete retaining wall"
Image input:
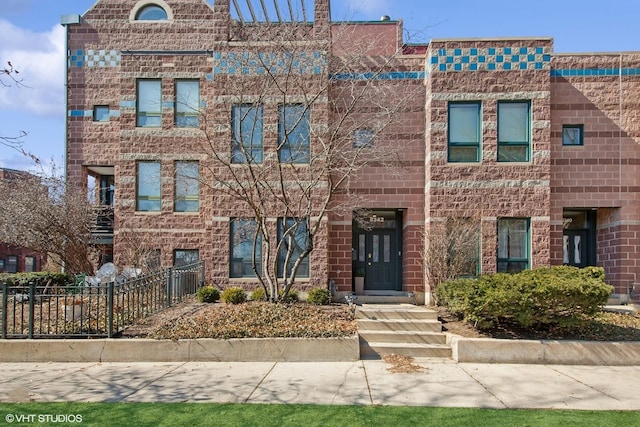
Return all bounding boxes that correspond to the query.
[0,336,360,363]
[450,336,640,365]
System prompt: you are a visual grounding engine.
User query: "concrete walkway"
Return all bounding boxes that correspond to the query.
[1,360,639,410]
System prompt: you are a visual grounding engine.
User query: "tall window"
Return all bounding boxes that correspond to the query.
[174,161,199,212]
[232,104,263,163]
[353,128,374,149]
[277,218,310,278]
[278,104,310,163]
[497,218,530,273]
[137,79,162,127]
[230,219,262,278]
[136,161,161,212]
[174,249,199,267]
[498,101,530,162]
[175,80,200,128]
[448,102,481,162]
[562,124,583,146]
[24,256,36,273]
[7,255,18,273]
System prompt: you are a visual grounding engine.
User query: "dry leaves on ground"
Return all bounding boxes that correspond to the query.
[382,354,428,374]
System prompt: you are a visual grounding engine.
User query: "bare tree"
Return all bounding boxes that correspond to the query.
[195,22,419,301]
[423,216,481,304]
[0,165,98,275]
[1,60,37,163]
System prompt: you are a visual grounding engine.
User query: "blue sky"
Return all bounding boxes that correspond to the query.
[1,0,639,172]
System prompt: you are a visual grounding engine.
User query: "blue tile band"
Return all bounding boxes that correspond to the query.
[428,46,551,72]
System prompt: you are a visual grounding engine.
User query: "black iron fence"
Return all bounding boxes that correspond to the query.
[0,261,205,339]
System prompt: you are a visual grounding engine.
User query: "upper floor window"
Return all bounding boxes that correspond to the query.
[448,102,481,162]
[136,161,161,212]
[174,161,199,212]
[278,104,310,164]
[498,101,530,162]
[137,79,162,128]
[93,105,110,122]
[135,5,168,21]
[353,129,374,149]
[175,80,200,128]
[562,124,583,146]
[232,104,263,164]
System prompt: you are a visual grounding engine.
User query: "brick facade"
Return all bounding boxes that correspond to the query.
[65,0,639,301]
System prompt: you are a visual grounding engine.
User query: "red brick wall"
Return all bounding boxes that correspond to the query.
[551,53,640,293]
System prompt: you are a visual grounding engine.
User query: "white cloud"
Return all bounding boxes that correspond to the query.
[0,19,65,118]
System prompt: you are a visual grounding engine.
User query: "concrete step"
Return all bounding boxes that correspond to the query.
[357,318,443,333]
[352,295,416,304]
[358,330,447,345]
[360,341,452,359]
[357,305,438,321]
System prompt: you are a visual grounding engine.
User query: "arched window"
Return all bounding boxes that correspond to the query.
[135,5,168,21]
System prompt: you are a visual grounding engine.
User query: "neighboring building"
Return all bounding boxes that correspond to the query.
[63,0,640,302]
[0,168,47,273]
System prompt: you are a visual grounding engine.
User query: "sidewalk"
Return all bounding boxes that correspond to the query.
[1,360,639,410]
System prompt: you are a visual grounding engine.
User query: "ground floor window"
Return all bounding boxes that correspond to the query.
[497,218,529,273]
[24,256,36,273]
[230,218,262,278]
[277,217,310,278]
[173,249,199,267]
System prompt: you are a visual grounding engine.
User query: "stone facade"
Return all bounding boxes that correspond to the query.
[64,0,639,300]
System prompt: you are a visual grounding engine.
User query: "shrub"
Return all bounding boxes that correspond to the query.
[280,289,299,303]
[251,287,266,301]
[197,285,220,303]
[437,266,614,329]
[306,287,331,305]
[221,287,247,304]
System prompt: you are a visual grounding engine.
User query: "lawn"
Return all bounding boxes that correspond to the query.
[0,403,638,426]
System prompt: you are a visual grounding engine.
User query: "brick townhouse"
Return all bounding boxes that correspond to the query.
[63,0,640,302]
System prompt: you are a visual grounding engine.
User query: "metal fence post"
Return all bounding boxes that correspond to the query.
[107,281,114,338]
[1,282,7,339]
[28,281,35,339]
[166,267,173,307]
[200,261,205,287]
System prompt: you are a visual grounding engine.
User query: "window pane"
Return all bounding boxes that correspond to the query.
[498,102,528,142]
[497,145,528,162]
[232,105,263,163]
[230,219,262,278]
[137,80,162,127]
[174,250,199,267]
[497,218,529,273]
[449,146,479,163]
[353,129,374,149]
[175,162,199,212]
[562,125,583,145]
[176,80,200,128]
[449,103,479,143]
[137,162,161,211]
[277,218,310,278]
[25,256,35,273]
[93,105,110,122]
[7,256,18,273]
[278,104,310,163]
[136,5,168,20]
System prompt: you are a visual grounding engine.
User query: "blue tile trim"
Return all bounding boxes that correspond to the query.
[550,68,640,77]
[429,46,551,73]
[69,49,121,68]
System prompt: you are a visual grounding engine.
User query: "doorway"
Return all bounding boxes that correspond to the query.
[563,209,596,268]
[352,210,403,292]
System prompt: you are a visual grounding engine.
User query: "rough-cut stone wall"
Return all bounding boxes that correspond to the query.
[550,53,640,294]
[425,38,553,281]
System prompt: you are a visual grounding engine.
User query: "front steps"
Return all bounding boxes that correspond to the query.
[357,304,452,359]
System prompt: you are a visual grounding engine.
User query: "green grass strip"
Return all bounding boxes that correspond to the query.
[0,403,638,426]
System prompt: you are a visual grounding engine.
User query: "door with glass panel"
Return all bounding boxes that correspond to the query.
[365,229,398,291]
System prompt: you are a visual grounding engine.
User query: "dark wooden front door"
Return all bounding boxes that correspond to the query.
[365,229,398,291]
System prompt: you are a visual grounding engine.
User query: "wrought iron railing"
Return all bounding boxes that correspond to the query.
[0,261,205,339]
